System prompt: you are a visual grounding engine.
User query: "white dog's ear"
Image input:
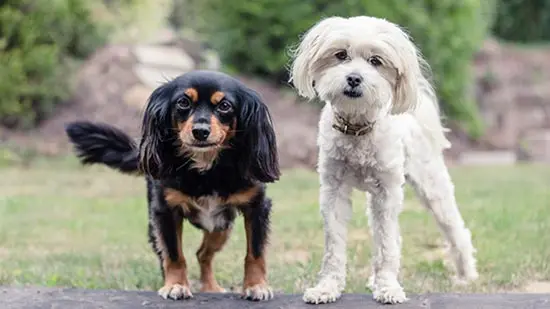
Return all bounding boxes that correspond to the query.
[289,17,344,99]
[391,33,423,115]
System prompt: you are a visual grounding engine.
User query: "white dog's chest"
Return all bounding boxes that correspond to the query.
[319,129,406,194]
[330,137,377,165]
[320,130,403,168]
[344,166,381,192]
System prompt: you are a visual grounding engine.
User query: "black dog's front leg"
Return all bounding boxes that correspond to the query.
[147,181,192,300]
[239,190,273,301]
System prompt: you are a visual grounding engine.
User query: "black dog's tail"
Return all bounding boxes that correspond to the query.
[65,121,140,175]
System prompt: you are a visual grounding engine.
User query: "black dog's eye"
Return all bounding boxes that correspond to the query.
[176,97,191,109]
[335,50,349,61]
[217,100,233,113]
[368,56,383,67]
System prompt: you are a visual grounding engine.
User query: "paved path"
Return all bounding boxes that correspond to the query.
[2,287,550,309]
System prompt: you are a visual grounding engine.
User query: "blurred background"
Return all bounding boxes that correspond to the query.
[1,0,549,296]
[0,0,549,167]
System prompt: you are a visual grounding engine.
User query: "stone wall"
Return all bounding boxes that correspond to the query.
[467,39,550,164]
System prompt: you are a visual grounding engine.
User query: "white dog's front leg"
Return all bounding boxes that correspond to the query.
[303,167,352,304]
[369,172,407,304]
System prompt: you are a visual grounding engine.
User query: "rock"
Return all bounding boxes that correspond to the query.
[524,281,550,293]
[123,85,154,109]
[479,108,518,149]
[202,49,221,71]
[132,45,195,71]
[458,150,517,166]
[517,107,547,130]
[144,27,177,45]
[475,37,502,62]
[133,64,187,89]
[520,129,550,163]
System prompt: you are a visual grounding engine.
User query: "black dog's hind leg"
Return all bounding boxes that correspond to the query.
[147,181,192,300]
[239,190,274,301]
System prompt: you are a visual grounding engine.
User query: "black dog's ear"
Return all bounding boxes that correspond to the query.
[138,83,177,178]
[236,89,280,183]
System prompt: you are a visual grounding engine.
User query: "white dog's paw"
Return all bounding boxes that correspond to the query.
[242,283,274,301]
[303,285,342,304]
[158,283,193,300]
[372,284,407,304]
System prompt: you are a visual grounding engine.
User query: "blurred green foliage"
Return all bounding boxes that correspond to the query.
[492,0,550,43]
[91,0,172,44]
[0,0,106,129]
[178,0,495,137]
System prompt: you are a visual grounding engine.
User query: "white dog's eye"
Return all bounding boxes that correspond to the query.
[334,50,349,61]
[368,56,383,67]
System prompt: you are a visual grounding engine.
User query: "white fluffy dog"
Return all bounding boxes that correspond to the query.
[289,16,479,304]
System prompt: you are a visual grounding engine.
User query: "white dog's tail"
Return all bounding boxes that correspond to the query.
[412,76,452,152]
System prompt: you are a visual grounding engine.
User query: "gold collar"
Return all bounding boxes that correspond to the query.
[332,113,375,136]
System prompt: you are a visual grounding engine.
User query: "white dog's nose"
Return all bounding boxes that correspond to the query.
[346,73,363,88]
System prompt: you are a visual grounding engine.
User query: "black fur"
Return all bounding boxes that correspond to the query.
[240,191,272,259]
[65,121,138,174]
[64,70,280,289]
[235,90,280,183]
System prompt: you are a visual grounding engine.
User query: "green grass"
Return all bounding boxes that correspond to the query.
[1,157,549,294]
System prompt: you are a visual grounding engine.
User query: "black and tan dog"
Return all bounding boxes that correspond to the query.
[65,70,280,301]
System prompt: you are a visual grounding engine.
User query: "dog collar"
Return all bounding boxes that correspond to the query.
[332,113,375,136]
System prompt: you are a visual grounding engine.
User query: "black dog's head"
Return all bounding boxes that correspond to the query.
[139,70,280,183]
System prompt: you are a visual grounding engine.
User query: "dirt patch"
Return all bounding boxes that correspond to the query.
[522,281,550,293]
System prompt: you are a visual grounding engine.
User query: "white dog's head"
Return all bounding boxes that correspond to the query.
[290,16,426,117]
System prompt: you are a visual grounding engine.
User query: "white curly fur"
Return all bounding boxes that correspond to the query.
[289,16,478,305]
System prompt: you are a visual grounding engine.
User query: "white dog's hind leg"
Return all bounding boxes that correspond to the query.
[369,172,407,304]
[406,155,478,282]
[303,164,352,304]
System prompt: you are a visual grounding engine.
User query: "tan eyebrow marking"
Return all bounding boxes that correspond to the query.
[184,88,199,103]
[210,91,225,105]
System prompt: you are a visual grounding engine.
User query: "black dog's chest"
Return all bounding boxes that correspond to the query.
[161,172,253,232]
[166,167,253,197]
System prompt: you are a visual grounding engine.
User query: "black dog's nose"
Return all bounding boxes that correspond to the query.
[192,127,210,141]
[346,73,363,88]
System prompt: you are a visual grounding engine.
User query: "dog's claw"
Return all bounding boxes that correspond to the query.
[158,283,193,300]
[372,285,407,304]
[242,284,274,301]
[303,286,341,304]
